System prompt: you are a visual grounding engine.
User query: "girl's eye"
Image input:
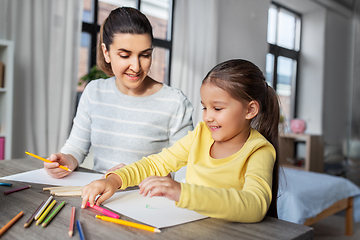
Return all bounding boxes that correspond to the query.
[120,55,129,58]
[202,107,207,111]
[141,54,151,58]
[215,108,222,111]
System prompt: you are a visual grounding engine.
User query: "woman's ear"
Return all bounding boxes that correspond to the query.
[102,43,111,63]
[246,101,259,120]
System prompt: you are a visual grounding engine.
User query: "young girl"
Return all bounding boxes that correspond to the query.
[43,7,193,178]
[81,59,280,223]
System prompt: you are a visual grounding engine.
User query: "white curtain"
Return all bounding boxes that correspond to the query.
[0,0,82,158]
[171,0,219,125]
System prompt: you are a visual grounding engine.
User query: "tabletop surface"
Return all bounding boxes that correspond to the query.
[0,158,314,240]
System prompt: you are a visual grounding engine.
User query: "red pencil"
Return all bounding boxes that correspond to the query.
[69,207,76,237]
[4,185,31,195]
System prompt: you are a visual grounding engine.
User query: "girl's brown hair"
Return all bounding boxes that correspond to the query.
[97,7,153,76]
[202,59,280,218]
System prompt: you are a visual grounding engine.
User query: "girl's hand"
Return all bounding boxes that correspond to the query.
[44,153,78,179]
[101,163,126,179]
[81,174,122,208]
[139,176,181,202]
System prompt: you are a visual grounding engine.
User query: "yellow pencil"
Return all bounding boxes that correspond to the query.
[36,200,57,225]
[95,215,161,233]
[25,151,72,172]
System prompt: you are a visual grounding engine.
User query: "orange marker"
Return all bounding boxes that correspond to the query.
[25,151,72,172]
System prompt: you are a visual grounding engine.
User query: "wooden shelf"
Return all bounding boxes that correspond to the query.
[279,133,324,172]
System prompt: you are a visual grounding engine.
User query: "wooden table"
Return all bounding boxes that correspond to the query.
[0,158,314,240]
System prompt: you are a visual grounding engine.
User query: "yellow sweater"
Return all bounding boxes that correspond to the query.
[111,121,276,223]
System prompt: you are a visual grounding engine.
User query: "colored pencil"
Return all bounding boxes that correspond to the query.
[0,211,24,237]
[95,215,161,233]
[25,151,72,172]
[42,201,66,227]
[43,186,82,192]
[4,185,31,195]
[77,220,86,240]
[35,196,53,220]
[86,202,119,219]
[53,190,82,197]
[36,200,56,225]
[69,207,75,237]
[24,201,45,228]
[0,182,12,186]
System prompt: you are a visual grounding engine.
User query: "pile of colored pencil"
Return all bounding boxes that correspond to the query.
[43,186,83,196]
[23,196,66,228]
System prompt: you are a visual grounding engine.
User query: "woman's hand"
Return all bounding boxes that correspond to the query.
[43,153,78,179]
[139,176,181,202]
[101,163,126,179]
[81,174,122,208]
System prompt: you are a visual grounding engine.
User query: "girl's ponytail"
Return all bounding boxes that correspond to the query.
[252,84,280,218]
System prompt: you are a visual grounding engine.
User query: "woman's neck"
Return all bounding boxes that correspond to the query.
[116,76,163,97]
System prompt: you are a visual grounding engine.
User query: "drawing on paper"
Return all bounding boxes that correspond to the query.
[145,204,159,209]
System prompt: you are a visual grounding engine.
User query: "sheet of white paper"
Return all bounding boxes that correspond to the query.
[0,168,102,186]
[103,190,208,229]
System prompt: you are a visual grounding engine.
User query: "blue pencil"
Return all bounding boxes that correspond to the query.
[77,220,86,240]
[0,183,12,186]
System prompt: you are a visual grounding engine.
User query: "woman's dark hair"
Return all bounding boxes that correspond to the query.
[97,7,153,76]
[202,59,280,218]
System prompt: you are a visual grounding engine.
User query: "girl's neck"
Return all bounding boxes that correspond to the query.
[210,128,251,159]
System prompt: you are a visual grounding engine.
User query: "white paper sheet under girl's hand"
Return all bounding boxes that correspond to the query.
[0,168,103,186]
[103,190,208,228]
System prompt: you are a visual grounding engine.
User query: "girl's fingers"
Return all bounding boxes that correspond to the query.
[139,177,165,196]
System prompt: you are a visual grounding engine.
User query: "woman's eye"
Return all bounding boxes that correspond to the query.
[120,55,129,58]
[141,54,151,58]
[215,108,222,111]
[202,107,206,111]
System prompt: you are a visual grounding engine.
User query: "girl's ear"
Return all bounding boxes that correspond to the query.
[246,100,259,120]
[102,43,111,63]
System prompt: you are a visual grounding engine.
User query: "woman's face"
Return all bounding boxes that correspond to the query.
[102,33,153,95]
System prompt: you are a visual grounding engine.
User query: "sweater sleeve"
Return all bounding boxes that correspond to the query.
[109,131,194,189]
[60,83,92,165]
[176,147,275,223]
[168,92,194,145]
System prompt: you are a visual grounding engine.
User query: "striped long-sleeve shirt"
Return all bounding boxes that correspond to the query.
[61,77,194,173]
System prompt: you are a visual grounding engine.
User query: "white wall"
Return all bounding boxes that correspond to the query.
[217,0,270,71]
[297,9,326,135]
[322,10,352,147]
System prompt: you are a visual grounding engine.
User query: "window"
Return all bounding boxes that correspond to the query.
[78,0,174,92]
[266,3,301,123]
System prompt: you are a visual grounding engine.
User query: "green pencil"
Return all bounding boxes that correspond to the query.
[36,200,57,225]
[42,201,66,228]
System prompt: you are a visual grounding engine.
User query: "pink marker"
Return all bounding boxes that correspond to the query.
[86,202,120,219]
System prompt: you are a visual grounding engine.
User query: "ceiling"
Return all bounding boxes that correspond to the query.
[273,0,355,17]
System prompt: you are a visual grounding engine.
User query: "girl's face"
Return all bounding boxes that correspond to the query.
[102,33,153,95]
[200,82,255,144]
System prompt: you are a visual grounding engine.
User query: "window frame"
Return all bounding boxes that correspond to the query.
[81,0,175,85]
[268,2,301,119]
